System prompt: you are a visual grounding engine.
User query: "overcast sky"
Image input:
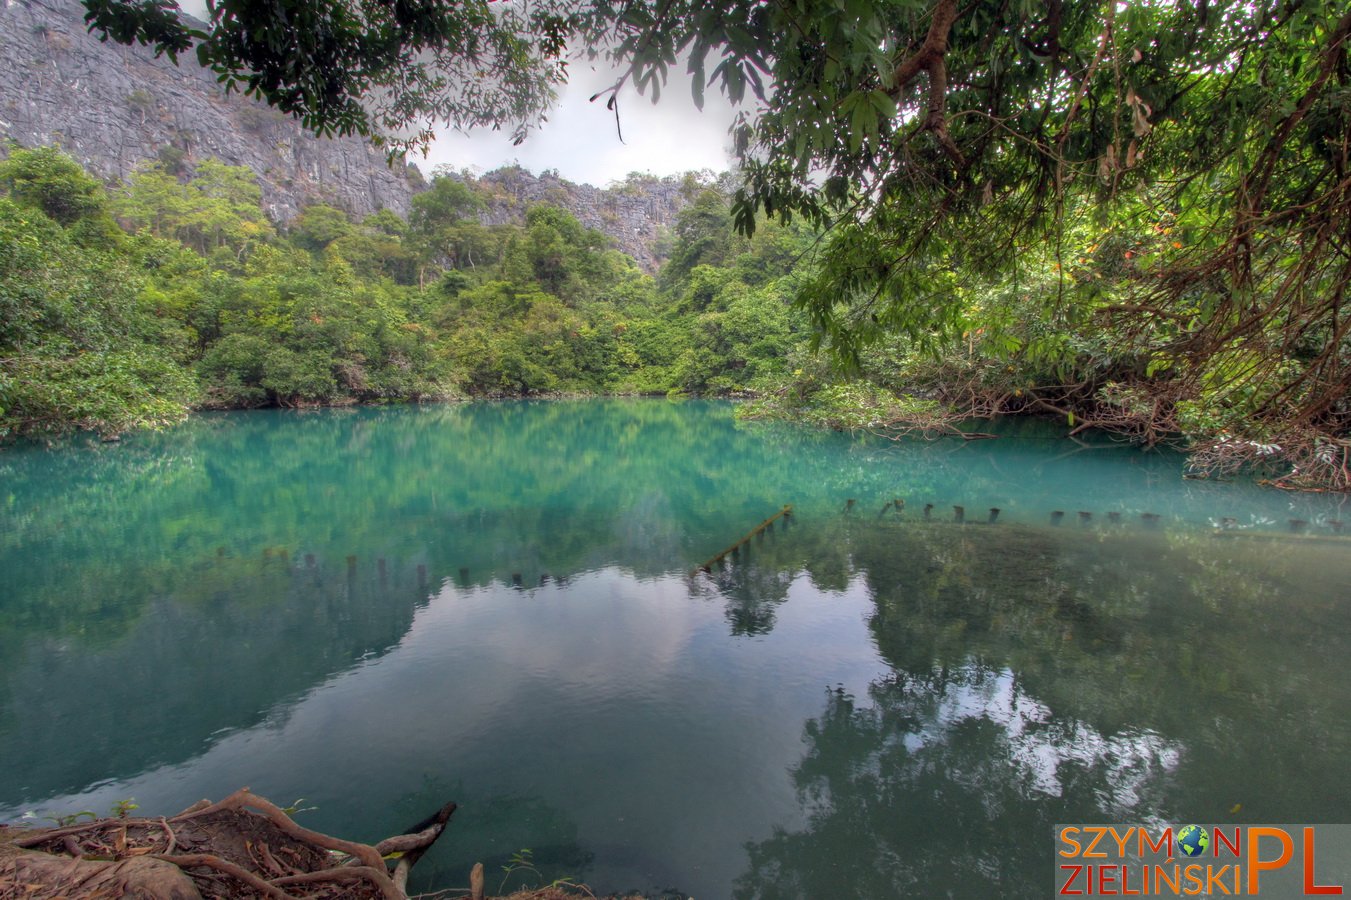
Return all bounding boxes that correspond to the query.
[173,0,742,188]
[418,62,741,187]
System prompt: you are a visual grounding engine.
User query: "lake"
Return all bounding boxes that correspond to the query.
[1,399,1349,897]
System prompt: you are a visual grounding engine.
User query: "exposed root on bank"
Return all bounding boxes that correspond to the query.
[0,788,456,899]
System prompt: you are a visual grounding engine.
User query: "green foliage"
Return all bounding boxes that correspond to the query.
[65,1,1351,483]
[0,147,824,443]
[0,146,109,228]
[114,160,274,255]
[0,183,198,440]
[81,0,574,153]
[289,205,351,252]
[660,189,735,286]
[0,350,190,440]
[579,0,1351,483]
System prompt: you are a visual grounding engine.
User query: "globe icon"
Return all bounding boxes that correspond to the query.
[1178,824,1209,858]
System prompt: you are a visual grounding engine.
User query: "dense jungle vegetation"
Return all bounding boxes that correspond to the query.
[2,128,1349,491]
[7,0,1351,489]
[0,145,815,435]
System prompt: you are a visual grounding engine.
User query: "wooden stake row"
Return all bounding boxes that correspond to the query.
[858,498,1348,538]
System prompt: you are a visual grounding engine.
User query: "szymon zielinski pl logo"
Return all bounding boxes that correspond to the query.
[1056,824,1351,896]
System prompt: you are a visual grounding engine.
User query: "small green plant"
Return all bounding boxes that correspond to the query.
[111,798,139,819]
[281,798,317,816]
[45,810,98,827]
[496,848,580,894]
[499,848,541,893]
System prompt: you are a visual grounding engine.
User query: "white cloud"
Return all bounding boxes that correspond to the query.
[169,0,741,188]
[418,61,741,187]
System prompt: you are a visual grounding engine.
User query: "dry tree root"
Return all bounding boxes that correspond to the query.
[2,788,457,900]
[4,852,201,899]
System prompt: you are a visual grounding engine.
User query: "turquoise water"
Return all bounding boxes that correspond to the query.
[1,399,1349,897]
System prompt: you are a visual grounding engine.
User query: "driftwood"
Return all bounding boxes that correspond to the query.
[1,788,456,900]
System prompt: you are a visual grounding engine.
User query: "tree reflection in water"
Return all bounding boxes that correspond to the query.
[709,518,1351,898]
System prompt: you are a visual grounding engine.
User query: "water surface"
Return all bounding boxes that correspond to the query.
[1,400,1348,897]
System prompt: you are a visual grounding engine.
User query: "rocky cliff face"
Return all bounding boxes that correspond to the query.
[0,0,704,264]
[469,167,704,271]
[0,0,415,221]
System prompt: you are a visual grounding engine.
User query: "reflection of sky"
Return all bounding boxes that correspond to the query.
[0,568,888,897]
[912,668,1181,813]
[5,402,1350,895]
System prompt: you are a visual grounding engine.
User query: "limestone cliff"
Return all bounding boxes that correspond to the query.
[468,167,708,271]
[0,0,704,265]
[0,0,415,221]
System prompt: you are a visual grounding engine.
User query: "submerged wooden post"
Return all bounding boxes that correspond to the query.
[511,572,523,586]
[953,505,965,523]
[1289,519,1307,534]
[923,503,934,521]
[1078,511,1092,524]
[459,567,470,584]
[843,498,856,514]
[417,564,427,586]
[1331,520,1345,533]
[1050,510,1064,526]
[1107,512,1121,524]
[694,505,794,574]
[878,498,906,519]
[1141,513,1161,527]
[305,553,316,568]
[988,508,1000,524]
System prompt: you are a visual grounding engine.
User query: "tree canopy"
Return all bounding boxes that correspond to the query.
[81,0,574,148]
[604,0,1351,483]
